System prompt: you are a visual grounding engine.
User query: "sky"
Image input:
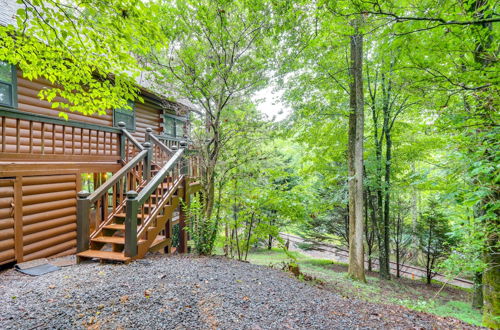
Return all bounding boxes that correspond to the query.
[253,85,291,122]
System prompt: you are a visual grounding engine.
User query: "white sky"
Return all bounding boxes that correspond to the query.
[253,85,291,122]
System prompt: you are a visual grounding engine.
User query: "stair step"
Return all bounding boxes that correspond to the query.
[92,236,147,245]
[77,250,130,262]
[149,235,171,252]
[92,236,125,244]
[115,213,148,219]
[104,224,125,231]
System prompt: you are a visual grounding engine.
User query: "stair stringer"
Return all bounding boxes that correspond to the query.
[136,183,184,258]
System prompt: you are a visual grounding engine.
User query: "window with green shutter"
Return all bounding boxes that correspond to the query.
[163,114,187,138]
[113,101,135,131]
[176,120,185,138]
[164,116,175,136]
[0,61,17,108]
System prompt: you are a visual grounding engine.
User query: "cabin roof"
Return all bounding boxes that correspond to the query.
[0,0,22,27]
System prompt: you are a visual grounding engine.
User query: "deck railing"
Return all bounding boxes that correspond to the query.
[146,128,173,168]
[76,125,201,257]
[76,128,148,252]
[124,147,185,257]
[0,107,122,162]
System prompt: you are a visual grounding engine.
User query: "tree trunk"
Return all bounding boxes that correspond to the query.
[426,223,432,285]
[395,211,400,278]
[369,89,389,280]
[472,272,483,309]
[364,192,373,272]
[483,242,499,326]
[347,21,366,282]
[383,124,392,279]
[466,1,500,326]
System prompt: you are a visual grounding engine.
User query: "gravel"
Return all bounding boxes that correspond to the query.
[0,255,477,329]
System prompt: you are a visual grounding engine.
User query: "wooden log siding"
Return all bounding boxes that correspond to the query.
[21,174,77,262]
[17,73,113,127]
[131,101,162,143]
[0,179,15,264]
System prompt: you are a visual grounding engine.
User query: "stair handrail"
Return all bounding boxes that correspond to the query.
[124,147,186,257]
[77,125,149,253]
[120,123,144,151]
[137,148,184,205]
[88,150,148,204]
[148,131,173,154]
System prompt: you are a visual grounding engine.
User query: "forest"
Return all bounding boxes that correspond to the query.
[0,0,498,328]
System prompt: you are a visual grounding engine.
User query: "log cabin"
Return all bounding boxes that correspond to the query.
[0,17,201,264]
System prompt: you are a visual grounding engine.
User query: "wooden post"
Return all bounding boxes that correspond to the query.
[125,190,138,258]
[178,177,189,253]
[143,142,152,180]
[76,190,91,253]
[164,216,172,254]
[180,140,189,176]
[145,127,153,143]
[118,122,126,160]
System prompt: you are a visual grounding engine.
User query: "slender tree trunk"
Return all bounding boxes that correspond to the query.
[396,211,401,278]
[383,122,392,279]
[472,272,483,309]
[369,96,389,279]
[364,192,372,272]
[411,162,419,231]
[344,204,350,248]
[244,212,255,261]
[367,187,381,273]
[426,223,432,285]
[347,21,366,282]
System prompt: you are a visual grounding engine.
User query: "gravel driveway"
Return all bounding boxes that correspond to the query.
[0,255,477,329]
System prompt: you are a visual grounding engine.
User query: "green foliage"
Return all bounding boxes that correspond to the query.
[185,195,218,255]
[416,198,457,282]
[0,0,165,116]
[397,299,483,327]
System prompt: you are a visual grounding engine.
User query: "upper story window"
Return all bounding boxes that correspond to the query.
[164,114,186,138]
[113,101,135,131]
[0,61,17,108]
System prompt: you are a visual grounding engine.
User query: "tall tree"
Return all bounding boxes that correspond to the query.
[347,18,366,281]
[151,0,279,254]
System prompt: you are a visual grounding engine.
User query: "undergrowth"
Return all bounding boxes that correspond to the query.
[242,248,483,327]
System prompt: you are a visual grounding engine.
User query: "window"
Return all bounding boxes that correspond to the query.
[164,116,175,136]
[163,114,187,138]
[0,61,17,107]
[113,101,135,131]
[176,121,185,138]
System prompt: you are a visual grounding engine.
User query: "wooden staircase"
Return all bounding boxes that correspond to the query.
[76,127,195,263]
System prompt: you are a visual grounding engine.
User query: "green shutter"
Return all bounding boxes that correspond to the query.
[114,101,135,131]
